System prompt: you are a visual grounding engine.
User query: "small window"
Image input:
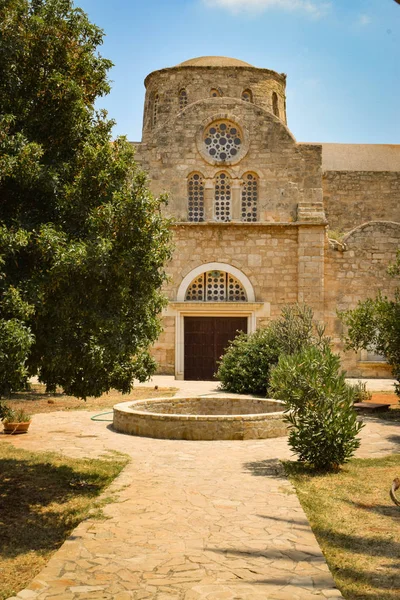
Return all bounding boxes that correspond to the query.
[241,173,258,222]
[187,173,205,222]
[272,92,279,118]
[242,89,253,103]
[152,93,159,127]
[360,349,387,363]
[210,88,221,98]
[214,172,231,222]
[179,88,188,110]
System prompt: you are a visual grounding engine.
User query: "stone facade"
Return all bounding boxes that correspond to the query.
[325,221,400,375]
[323,171,400,232]
[132,56,400,380]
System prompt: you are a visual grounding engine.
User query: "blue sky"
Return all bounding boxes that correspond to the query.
[78,0,400,144]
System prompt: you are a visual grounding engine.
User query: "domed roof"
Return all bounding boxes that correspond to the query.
[177,56,254,68]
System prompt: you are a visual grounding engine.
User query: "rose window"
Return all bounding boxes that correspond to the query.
[185,271,247,302]
[203,120,242,162]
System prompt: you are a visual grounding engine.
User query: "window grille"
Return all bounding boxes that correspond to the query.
[185,274,204,301]
[187,173,205,222]
[241,173,258,222]
[204,120,242,162]
[153,93,159,126]
[179,89,188,110]
[214,172,231,222]
[210,88,221,97]
[185,271,247,302]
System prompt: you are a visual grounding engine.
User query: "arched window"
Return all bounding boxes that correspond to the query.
[153,93,159,126]
[185,270,247,302]
[242,89,253,103]
[241,173,258,222]
[187,173,205,222]
[272,92,279,118]
[179,88,188,110]
[210,88,222,98]
[214,172,231,222]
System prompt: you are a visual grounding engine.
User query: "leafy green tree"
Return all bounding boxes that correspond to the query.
[0,0,172,398]
[341,251,400,397]
[269,346,364,471]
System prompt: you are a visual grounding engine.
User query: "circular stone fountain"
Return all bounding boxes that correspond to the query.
[113,396,287,440]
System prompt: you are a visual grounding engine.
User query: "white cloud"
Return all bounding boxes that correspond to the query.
[202,0,331,18]
[358,14,372,27]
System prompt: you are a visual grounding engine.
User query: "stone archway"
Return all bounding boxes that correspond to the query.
[174,263,257,380]
[177,262,255,302]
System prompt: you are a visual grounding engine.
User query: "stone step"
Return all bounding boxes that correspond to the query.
[354,402,391,413]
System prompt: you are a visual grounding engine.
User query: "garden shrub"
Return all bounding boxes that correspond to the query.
[350,380,372,403]
[216,328,280,395]
[217,304,328,395]
[269,346,364,471]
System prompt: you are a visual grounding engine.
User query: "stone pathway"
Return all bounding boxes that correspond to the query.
[2,378,399,600]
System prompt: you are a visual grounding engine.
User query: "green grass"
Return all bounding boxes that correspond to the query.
[285,455,400,599]
[0,444,129,600]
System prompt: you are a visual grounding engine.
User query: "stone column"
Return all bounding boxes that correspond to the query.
[297,225,326,321]
[231,179,242,222]
[204,179,214,221]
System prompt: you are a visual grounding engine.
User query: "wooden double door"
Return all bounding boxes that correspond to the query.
[184,316,248,381]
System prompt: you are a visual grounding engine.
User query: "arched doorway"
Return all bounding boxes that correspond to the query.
[177,263,255,380]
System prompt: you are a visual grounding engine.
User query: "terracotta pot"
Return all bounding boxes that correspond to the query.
[3,421,31,434]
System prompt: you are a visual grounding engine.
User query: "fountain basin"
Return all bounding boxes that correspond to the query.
[113,396,287,440]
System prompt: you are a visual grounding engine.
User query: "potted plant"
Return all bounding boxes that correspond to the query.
[0,401,32,434]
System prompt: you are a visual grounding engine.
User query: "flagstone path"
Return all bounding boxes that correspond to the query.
[2,377,399,600]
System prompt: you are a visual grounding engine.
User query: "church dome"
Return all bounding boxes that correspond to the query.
[177,56,254,68]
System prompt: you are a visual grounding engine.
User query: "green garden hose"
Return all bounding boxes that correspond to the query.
[90,411,113,422]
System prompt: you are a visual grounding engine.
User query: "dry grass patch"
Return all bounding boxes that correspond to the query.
[0,444,129,600]
[285,455,400,600]
[368,392,400,422]
[370,392,399,406]
[5,384,177,414]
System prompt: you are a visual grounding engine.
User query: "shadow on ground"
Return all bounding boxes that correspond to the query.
[343,499,400,521]
[387,434,400,445]
[207,540,400,596]
[0,455,109,559]
[243,458,286,479]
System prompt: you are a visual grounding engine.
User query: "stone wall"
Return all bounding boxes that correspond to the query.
[142,65,287,140]
[151,316,175,376]
[136,99,322,224]
[325,221,400,376]
[166,224,299,305]
[323,171,400,232]
[135,59,400,381]
[152,223,330,374]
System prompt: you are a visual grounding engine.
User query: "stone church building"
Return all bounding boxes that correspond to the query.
[132,56,400,380]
